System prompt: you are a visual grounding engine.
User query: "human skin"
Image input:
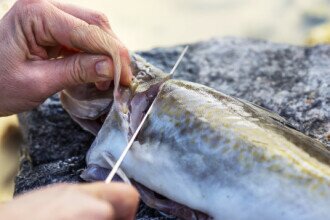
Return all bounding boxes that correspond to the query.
[0,0,139,219]
[0,0,133,116]
[0,183,139,220]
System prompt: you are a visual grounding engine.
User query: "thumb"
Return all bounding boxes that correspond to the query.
[33,53,115,96]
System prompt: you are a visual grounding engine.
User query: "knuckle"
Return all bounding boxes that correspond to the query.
[16,0,44,18]
[118,46,131,65]
[119,46,130,59]
[16,0,43,8]
[91,12,111,28]
[68,56,86,84]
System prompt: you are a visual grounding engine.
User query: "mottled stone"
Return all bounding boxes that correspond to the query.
[16,95,93,194]
[15,37,330,219]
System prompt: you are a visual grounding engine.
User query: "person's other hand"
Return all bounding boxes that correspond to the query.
[0,182,139,220]
[0,0,133,116]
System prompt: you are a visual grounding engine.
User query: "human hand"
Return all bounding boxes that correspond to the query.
[0,182,139,220]
[0,0,132,116]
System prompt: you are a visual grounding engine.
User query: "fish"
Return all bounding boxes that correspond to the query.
[61,54,330,220]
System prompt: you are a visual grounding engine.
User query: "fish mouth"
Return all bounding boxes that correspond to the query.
[127,82,162,136]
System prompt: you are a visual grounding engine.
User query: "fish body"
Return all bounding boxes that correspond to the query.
[61,55,330,220]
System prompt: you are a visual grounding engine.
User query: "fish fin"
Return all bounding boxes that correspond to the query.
[68,115,101,135]
[134,181,210,220]
[60,89,112,120]
[237,98,298,130]
[102,153,131,185]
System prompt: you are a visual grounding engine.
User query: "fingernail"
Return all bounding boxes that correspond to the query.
[96,60,112,78]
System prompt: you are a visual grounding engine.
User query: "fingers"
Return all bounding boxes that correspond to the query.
[69,25,132,87]
[46,1,132,86]
[48,0,132,89]
[79,182,140,220]
[17,0,132,86]
[49,1,112,33]
[30,53,116,96]
[49,1,124,46]
[51,1,130,88]
[48,1,132,88]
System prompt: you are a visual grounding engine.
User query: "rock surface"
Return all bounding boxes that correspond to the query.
[16,37,330,219]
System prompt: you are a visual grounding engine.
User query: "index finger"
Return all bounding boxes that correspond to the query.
[49,1,132,87]
[19,1,132,85]
[50,1,113,33]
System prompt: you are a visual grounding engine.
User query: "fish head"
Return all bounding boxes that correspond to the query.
[60,54,168,135]
[60,54,169,177]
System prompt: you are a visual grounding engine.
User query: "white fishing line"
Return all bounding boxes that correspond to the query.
[105,46,189,183]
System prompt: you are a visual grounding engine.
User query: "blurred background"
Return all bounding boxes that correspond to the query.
[1,0,330,201]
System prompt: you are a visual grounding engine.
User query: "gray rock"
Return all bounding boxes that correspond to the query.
[15,37,330,219]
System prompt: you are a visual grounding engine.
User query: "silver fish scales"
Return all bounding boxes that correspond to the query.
[61,54,330,220]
